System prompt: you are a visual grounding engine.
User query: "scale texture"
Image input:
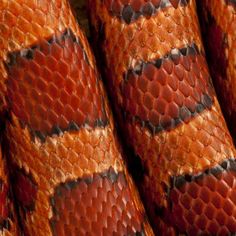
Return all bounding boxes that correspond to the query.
[0,0,153,235]
[0,145,18,236]
[88,0,236,234]
[197,0,236,144]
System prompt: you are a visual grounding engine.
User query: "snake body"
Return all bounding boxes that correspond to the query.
[0,144,18,235]
[88,0,236,234]
[198,0,236,144]
[0,0,154,235]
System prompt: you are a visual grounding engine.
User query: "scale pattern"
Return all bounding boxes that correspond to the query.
[0,145,18,235]
[197,0,236,143]
[88,0,236,234]
[0,0,153,235]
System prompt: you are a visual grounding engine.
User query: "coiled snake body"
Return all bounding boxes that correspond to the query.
[198,0,236,144]
[88,0,236,235]
[0,0,153,235]
[0,0,235,235]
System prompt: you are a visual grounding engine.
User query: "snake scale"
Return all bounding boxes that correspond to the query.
[88,0,236,235]
[0,0,154,235]
[198,0,236,144]
[0,0,235,235]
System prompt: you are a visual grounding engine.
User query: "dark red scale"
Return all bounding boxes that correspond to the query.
[6,29,107,140]
[163,159,236,235]
[50,168,145,236]
[0,180,9,228]
[203,13,228,81]
[12,168,38,213]
[122,45,214,133]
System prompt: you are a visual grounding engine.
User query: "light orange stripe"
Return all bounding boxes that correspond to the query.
[91,0,203,86]
[124,100,235,208]
[7,115,125,236]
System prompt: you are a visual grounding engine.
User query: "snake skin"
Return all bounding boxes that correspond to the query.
[88,0,236,234]
[0,0,154,235]
[0,142,18,236]
[68,0,90,37]
[197,0,236,144]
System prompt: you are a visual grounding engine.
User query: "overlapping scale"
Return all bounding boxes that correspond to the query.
[0,0,153,235]
[88,0,236,234]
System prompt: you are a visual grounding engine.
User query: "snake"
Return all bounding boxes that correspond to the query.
[197,0,236,144]
[0,0,155,235]
[0,141,18,235]
[88,0,236,235]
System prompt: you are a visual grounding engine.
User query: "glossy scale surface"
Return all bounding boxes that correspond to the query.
[88,0,236,234]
